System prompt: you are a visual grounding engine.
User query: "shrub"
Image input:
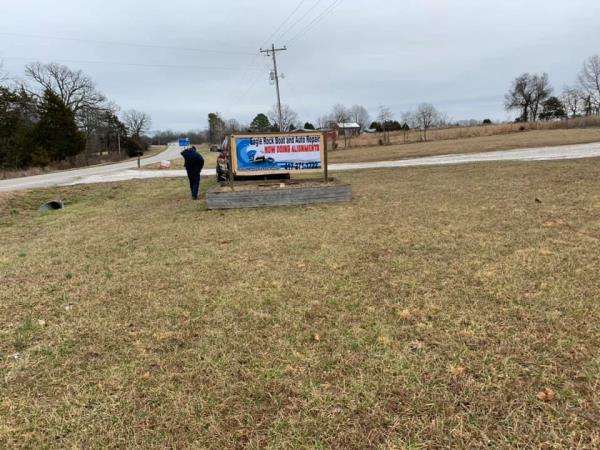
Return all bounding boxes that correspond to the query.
[122,137,146,157]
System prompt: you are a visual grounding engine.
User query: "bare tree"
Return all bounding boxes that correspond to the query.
[0,60,8,85]
[331,104,350,124]
[505,73,552,122]
[530,73,552,121]
[578,55,600,115]
[349,105,370,131]
[316,115,332,130]
[331,104,356,148]
[401,111,413,143]
[505,74,533,122]
[437,111,451,127]
[79,102,121,159]
[123,110,151,138]
[268,104,298,132]
[561,86,582,117]
[25,62,106,114]
[225,118,242,134]
[377,106,394,145]
[412,103,441,141]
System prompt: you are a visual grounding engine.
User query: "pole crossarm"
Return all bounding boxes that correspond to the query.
[260,44,287,131]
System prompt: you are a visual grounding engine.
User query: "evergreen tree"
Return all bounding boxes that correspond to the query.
[539,97,566,120]
[250,113,271,132]
[32,89,84,163]
[304,122,315,130]
[384,120,403,131]
[208,112,226,143]
[370,121,382,132]
[122,136,145,157]
[0,87,36,168]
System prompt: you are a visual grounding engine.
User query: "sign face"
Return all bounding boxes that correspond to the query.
[232,133,324,175]
[179,138,190,148]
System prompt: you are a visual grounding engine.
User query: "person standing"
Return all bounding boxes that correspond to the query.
[181,146,204,200]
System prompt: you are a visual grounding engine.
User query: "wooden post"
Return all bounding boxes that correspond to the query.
[228,137,235,191]
[323,132,329,183]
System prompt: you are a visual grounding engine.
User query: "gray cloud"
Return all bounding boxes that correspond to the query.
[2,0,599,130]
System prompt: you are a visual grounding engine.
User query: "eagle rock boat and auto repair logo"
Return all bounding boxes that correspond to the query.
[235,134,323,172]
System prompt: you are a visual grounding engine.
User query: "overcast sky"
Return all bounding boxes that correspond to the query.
[2,0,600,131]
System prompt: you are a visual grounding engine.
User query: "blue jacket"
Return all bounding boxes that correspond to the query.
[181,147,204,172]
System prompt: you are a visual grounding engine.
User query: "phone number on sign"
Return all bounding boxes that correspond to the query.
[281,161,321,170]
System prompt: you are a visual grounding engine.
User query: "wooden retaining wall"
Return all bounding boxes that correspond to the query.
[206,183,352,210]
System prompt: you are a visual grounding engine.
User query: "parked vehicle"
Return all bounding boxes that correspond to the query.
[216,136,289,182]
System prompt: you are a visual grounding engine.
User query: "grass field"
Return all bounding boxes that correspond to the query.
[2,160,600,447]
[152,129,600,169]
[0,146,167,181]
[329,128,600,164]
[350,116,600,148]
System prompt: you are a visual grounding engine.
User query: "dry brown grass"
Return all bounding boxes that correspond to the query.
[1,160,600,447]
[0,166,49,180]
[329,128,600,164]
[0,146,166,180]
[352,116,600,148]
[151,128,600,170]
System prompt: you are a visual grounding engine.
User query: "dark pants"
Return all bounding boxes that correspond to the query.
[186,170,201,199]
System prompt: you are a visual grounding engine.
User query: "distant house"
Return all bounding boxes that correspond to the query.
[335,122,361,137]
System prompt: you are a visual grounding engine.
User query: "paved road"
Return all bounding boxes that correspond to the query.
[0,143,182,192]
[2,142,600,192]
[329,142,600,170]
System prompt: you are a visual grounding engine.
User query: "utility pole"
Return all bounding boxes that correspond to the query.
[260,44,287,131]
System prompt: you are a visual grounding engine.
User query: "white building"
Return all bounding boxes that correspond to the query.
[335,122,361,137]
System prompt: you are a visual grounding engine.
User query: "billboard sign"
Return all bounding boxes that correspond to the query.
[232,133,324,175]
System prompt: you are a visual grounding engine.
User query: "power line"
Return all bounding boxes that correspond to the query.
[235,57,273,104]
[223,1,310,117]
[245,0,309,95]
[276,0,326,43]
[260,45,287,128]
[222,0,325,118]
[0,32,256,55]
[221,50,273,118]
[0,55,262,71]
[260,0,309,47]
[287,0,343,44]
[235,70,264,105]
[287,0,344,44]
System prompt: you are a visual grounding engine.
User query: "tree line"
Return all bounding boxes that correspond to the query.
[207,101,453,146]
[206,107,303,144]
[0,61,152,170]
[505,55,600,122]
[171,53,600,150]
